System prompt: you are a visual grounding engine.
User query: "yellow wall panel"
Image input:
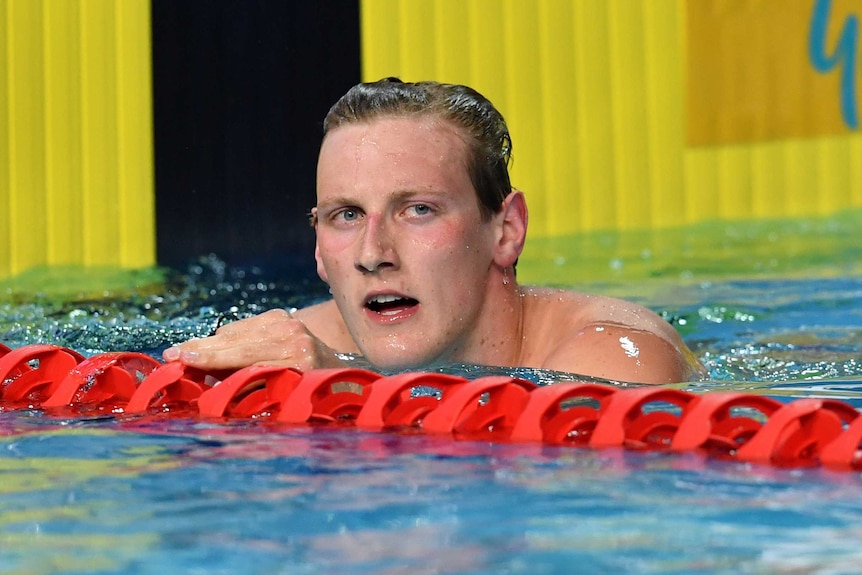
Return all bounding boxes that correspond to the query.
[852,137,862,204]
[81,0,120,265]
[684,150,720,222]
[502,2,546,232]
[816,138,849,213]
[716,147,752,220]
[537,0,577,236]
[571,0,615,231]
[360,0,400,74]
[6,1,48,273]
[0,2,8,272]
[44,0,84,265]
[785,141,818,216]
[116,0,155,269]
[434,2,469,80]
[642,2,686,227]
[687,0,862,145]
[401,3,436,75]
[750,144,786,218]
[466,0,504,98]
[0,0,154,279]
[607,0,649,230]
[360,0,862,238]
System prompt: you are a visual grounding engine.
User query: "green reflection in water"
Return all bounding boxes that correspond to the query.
[520,208,862,287]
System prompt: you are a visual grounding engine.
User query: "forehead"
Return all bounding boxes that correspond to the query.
[322,114,468,151]
[317,116,473,195]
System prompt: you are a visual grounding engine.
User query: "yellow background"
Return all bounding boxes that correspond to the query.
[2,0,862,279]
[688,0,862,145]
[361,0,862,240]
[0,0,154,279]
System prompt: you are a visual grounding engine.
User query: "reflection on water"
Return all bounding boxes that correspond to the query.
[2,416,862,574]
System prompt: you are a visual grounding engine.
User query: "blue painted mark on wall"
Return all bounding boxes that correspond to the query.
[809,0,859,129]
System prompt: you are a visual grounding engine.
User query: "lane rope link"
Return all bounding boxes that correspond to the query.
[2,343,861,471]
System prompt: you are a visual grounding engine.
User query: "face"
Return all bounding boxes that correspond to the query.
[314,116,501,370]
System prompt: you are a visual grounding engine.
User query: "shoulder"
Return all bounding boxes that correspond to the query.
[520,286,704,384]
[520,286,676,336]
[542,323,702,384]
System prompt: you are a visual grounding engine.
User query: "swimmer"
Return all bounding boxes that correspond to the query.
[164,78,706,384]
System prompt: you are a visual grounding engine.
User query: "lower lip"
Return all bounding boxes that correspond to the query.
[364,304,419,324]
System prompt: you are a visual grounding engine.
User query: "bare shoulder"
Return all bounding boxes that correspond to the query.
[520,286,680,339]
[291,300,358,353]
[520,286,705,384]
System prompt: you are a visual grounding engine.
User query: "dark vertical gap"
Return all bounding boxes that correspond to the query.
[152,0,361,276]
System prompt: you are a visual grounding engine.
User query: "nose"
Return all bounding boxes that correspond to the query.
[355,215,398,273]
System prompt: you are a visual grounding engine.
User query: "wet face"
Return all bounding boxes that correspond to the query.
[314,116,499,370]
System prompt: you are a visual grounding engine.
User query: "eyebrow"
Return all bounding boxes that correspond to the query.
[315,196,356,212]
[317,188,445,212]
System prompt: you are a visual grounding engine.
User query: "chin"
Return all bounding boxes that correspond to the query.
[363,348,440,373]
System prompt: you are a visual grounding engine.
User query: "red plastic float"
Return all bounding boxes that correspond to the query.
[126,361,217,414]
[589,386,696,449]
[41,351,161,410]
[509,382,617,445]
[669,392,785,456]
[275,368,381,423]
[0,344,86,405]
[420,375,535,439]
[2,342,862,471]
[197,365,302,418]
[355,372,468,430]
[735,398,859,467]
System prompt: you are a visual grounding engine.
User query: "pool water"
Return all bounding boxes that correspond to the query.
[2,211,862,574]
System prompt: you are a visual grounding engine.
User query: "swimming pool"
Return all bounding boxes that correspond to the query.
[2,212,862,574]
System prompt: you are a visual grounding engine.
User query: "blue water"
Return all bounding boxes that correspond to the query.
[2,224,862,573]
[2,416,862,574]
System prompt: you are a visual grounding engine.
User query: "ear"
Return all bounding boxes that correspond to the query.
[314,241,329,283]
[493,189,528,267]
[313,210,329,283]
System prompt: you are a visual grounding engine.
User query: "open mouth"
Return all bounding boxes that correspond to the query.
[365,294,419,316]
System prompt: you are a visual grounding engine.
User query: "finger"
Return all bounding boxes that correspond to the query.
[162,334,224,362]
[166,342,285,371]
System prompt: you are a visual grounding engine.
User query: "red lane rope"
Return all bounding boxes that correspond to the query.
[1,343,861,471]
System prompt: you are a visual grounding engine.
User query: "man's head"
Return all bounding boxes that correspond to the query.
[312,80,527,371]
[322,78,513,221]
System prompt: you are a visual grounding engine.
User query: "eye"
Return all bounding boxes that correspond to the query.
[408,204,432,216]
[335,208,361,222]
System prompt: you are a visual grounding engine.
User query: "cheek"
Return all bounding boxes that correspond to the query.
[412,220,489,255]
[414,226,493,298]
[317,239,350,278]
[447,224,494,263]
[317,231,354,260]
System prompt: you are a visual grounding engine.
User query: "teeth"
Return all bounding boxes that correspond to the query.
[370,294,404,304]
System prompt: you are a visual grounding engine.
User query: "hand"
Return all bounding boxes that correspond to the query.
[162,309,345,372]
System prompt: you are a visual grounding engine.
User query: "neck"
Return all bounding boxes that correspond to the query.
[509,283,526,366]
[459,269,526,368]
